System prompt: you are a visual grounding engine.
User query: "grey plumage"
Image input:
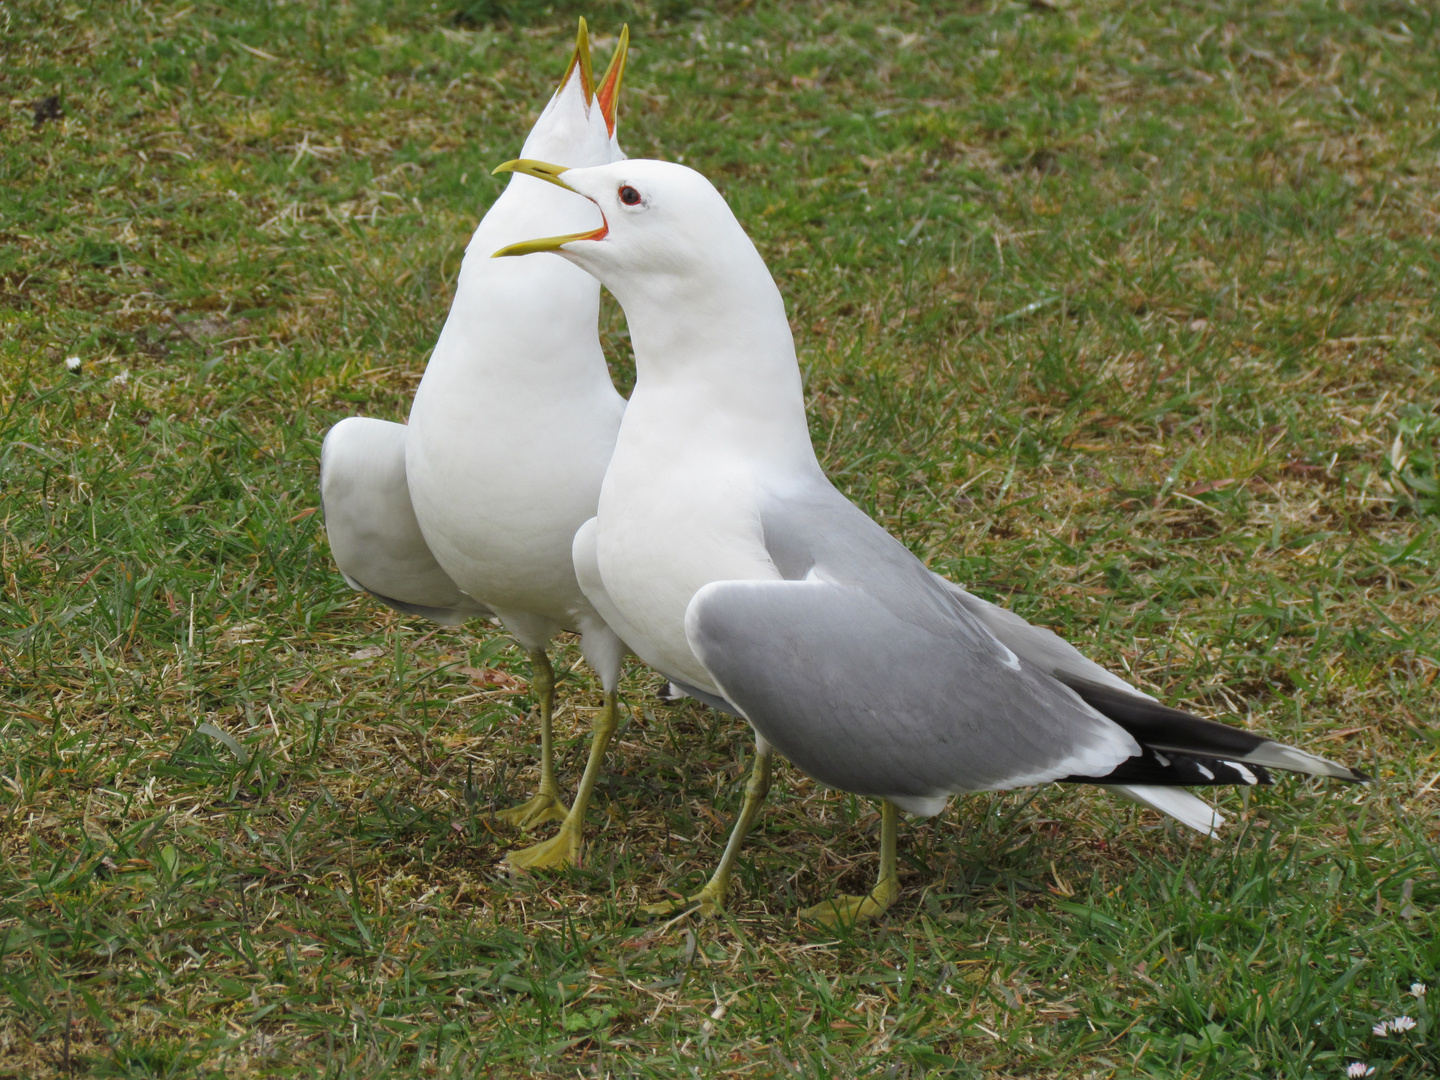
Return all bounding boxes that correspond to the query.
[689,485,1139,813]
[319,416,493,625]
[494,156,1369,919]
[688,480,1366,811]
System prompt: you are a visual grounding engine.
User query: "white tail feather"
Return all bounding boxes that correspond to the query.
[1104,784,1226,837]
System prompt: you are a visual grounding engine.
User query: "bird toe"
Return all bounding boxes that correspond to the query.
[495,792,570,829]
[505,828,583,870]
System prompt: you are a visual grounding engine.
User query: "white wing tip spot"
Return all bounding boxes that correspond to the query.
[1225,761,1259,785]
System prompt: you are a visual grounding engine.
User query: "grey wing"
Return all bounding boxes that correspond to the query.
[320,417,492,625]
[685,576,1138,808]
[938,580,1156,701]
[765,480,1148,698]
[738,481,1360,834]
[937,580,1368,784]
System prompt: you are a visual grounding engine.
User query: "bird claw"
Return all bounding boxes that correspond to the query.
[505,827,582,870]
[639,887,724,920]
[798,891,893,929]
[495,792,569,829]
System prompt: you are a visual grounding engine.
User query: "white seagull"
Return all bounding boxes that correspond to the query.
[320,23,630,869]
[492,157,1371,923]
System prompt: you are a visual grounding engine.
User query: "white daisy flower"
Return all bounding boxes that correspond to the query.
[1391,1015,1416,1032]
[1347,1064,1375,1078]
[1372,1020,1391,1036]
[1411,983,1427,998]
[65,356,81,371]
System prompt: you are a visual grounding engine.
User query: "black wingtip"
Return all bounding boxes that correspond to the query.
[1061,748,1275,788]
[1062,677,1371,784]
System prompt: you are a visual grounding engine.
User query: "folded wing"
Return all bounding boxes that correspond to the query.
[688,480,1365,827]
[320,416,493,625]
[686,576,1139,814]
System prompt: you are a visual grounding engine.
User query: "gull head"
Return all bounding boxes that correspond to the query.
[517,19,628,166]
[488,159,761,298]
[489,157,797,393]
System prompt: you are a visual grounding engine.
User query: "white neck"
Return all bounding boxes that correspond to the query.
[608,245,819,475]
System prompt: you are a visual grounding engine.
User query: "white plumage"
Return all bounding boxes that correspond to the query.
[320,24,632,869]
[493,156,1368,924]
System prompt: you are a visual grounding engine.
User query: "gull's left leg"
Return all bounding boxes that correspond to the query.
[506,687,620,869]
[507,624,626,870]
[641,738,774,917]
[798,799,900,928]
[495,646,570,828]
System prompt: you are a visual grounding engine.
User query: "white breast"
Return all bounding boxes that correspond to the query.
[404,182,626,626]
[593,390,779,692]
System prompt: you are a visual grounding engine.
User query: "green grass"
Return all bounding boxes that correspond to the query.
[3,0,1439,1075]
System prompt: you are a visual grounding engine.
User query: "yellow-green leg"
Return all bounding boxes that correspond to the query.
[641,744,774,918]
[507,688,620,869]
[495,647,569,829]
[799,800,900,928]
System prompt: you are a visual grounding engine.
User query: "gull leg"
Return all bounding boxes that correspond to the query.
[799,800,900,928]
[507,688,620,869]
[495,647,569,828]
[641,742,773,918]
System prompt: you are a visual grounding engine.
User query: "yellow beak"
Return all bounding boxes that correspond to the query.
[566,17,594,102]
[596,25,629,135]
[490,160,607,257]
[491,158,573,190]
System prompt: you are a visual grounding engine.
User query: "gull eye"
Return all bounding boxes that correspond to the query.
[618,185,642,206]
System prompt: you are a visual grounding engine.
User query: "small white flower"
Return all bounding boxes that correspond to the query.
[1391,1015,1416,1032]
[65,356,81,371]
[1347,1064,1375,1078]
[1412,983,1428,998]
[1372,1020,1391,1036]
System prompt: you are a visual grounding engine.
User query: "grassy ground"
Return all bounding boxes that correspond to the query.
[3,0,1438,1075]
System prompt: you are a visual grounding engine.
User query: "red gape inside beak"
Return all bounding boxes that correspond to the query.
[488,160,611,258]
[595,25,629,136]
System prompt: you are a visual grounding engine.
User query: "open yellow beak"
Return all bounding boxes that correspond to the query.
[596,25,629,136]
[492,158,573,190]
[561,18,595,102]
[490,160,607,257]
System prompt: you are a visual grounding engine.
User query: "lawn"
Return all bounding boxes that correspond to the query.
[2,0,1438,1076]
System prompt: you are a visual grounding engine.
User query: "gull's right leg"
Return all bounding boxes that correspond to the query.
[641,739,774,918]
[495,646,570,828]
[506,684,620,869]
[797,799,900,928]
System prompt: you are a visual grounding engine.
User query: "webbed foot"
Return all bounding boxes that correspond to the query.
[799,800,901,929]
[798,889,894,928]
[495,791,569,829]
[640,882,727,919]
[505,826,582,870]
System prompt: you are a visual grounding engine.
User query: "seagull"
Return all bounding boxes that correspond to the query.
[320,22,631,870]
[491,157,1371,923]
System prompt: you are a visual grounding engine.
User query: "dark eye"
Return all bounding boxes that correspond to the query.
[618,185,642,206]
